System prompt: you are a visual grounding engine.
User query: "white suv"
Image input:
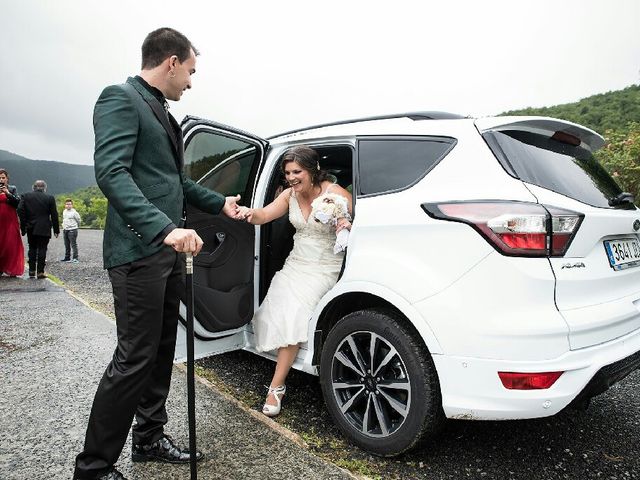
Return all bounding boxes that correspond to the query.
[174,112,640,456]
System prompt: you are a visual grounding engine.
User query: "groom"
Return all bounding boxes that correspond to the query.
[74,28,240,480]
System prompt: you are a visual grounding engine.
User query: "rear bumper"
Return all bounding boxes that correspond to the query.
[570,348,640,407]
[433,325,640,420]
[560,288,640,350]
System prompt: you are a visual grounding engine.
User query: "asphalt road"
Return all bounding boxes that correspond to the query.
[33,229,640,479]
[3,232,351,480]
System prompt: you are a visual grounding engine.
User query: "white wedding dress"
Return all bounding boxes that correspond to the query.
[253,187,345,352]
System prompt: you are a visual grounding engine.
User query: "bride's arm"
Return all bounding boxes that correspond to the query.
[239,188,291,225]
[330,183,353,216]
[328,183,353,233]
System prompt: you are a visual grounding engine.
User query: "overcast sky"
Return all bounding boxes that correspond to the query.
[2,0,639,166]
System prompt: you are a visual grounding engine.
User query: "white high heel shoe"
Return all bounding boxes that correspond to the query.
[262,385,286,417]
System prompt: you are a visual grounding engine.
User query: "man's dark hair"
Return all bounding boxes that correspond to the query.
[65,198,73,203]
[141,27,199,69]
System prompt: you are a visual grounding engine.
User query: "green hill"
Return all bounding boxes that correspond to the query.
[502,84,640,134]
[0,150,96,196]
[503,84,640,203]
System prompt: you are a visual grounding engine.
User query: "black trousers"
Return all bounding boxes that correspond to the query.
[74,247,183,479]
[63,229,79,260]
[26,231,50,274]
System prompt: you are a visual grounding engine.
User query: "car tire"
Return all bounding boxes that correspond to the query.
[319,308,444,456]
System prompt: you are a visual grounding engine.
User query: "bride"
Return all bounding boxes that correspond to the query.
[237,145,352,417]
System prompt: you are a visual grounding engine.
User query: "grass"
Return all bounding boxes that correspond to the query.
[45,273,64,286]
[194,365,263,407]
[296,427,382,478]
[334,458,381,479]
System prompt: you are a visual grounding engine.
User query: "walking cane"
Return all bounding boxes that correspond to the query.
[185,252,198,480]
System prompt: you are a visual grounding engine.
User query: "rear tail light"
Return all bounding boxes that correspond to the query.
[498,371,563,390]
[548,206,582,255]
[422,201,583,257]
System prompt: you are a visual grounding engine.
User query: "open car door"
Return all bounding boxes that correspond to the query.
[174,116,268,362]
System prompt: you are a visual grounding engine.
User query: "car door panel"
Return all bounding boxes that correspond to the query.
[174,117,267,360]
[185,206,254,332]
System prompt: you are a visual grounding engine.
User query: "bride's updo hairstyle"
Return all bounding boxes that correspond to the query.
[281,146,330,186]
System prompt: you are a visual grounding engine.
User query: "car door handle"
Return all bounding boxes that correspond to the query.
[208,232,225,255]
[195,232,230,267]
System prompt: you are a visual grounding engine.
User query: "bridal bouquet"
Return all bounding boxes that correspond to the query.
[312,193,351,254]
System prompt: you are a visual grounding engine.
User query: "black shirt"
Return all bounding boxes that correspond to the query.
[135,75,167,108]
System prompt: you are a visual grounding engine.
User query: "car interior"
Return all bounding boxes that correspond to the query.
[259,144,354,301]
[183,142,353,334]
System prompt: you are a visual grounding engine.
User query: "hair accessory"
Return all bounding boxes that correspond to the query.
[317,161,320,171]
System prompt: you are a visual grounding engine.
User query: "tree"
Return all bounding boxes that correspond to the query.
[55,186,107,229]
[596,122,640,202]
[88,197,108,229]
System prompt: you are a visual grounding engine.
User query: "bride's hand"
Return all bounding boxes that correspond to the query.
[336,217,351,233]
[238,206,254,223]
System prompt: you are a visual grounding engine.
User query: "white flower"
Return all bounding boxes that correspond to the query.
[312,193,350,253]
[311,193,349,225]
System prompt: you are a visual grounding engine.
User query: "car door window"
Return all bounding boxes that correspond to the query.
[357,137,456,196]
[484,130,624,208]
[184,129,260,206]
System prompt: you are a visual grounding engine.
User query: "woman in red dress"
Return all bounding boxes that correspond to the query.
[0,168,25,276]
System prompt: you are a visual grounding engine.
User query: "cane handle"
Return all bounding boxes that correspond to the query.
[186,252,193,274]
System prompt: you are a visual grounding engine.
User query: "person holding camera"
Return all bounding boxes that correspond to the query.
[17,179,59,278]
[0,168,24,277]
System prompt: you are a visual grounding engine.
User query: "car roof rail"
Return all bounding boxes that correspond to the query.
[269,111,467,139]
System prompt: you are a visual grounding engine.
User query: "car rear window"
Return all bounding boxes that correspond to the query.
[357,137,455,196]
[484,130,623,208]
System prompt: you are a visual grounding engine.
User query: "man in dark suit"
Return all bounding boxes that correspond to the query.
[17,180,59,278]
[73,28,241,480]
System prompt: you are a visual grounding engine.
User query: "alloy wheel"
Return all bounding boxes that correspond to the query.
[330,330,411,437]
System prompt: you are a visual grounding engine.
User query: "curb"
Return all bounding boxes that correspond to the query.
[174,362,309,448]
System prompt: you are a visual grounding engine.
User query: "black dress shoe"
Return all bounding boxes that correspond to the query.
[84,468,127,480]
[132,434,203,464]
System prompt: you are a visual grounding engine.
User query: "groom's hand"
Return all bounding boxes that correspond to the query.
[222,194,242,219]
[164,228,204,255]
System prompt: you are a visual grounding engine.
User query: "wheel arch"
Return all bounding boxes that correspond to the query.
[310,282,443,366]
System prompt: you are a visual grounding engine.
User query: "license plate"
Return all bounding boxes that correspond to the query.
[604,237,640,271]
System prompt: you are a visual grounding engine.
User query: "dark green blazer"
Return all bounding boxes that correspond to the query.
[93,76,225,269]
